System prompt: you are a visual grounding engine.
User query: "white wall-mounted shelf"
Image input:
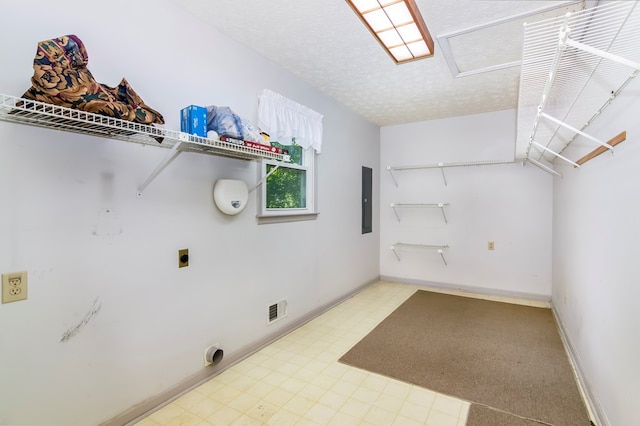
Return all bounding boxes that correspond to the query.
[390,243,449,266]
[516,2,640,175]
[390,202,449,223]
[0,94,289,195]
[386,160,515,186]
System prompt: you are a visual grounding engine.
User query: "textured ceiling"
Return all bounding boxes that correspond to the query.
[173,0,587,127]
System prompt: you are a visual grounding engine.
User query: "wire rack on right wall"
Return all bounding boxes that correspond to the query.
[516,1,640,175]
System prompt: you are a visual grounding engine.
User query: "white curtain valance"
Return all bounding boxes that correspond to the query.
[258,89,324,153]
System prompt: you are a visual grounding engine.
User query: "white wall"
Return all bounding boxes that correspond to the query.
[0,1,379,425]
[552,74,640,426]
[380,110,553,298]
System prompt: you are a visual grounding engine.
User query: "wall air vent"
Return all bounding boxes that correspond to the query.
[267,299,287,325]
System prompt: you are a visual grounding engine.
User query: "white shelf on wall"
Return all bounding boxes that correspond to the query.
[390,243,449,266]
[390,202,449,223]
[516,1,640,175]
[386,160,515,186]
[0,94,289,195]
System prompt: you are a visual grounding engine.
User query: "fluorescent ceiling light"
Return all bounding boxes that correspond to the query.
[346,0,434,64]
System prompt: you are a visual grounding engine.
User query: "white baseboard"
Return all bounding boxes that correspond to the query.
[102,277,379,426]
[551,305,608,426]
[380,275,551,306]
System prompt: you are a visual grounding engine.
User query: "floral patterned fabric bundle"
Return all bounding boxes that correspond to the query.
[21,34,164,126]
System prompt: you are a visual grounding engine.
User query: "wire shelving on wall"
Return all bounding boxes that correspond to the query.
[0,94,289,195]
[386,160,516,186]
[390,243,449,266]
[516,1,640,176]
[390,203,449,223]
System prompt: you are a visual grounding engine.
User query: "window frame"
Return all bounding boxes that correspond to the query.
[257,147,318,224]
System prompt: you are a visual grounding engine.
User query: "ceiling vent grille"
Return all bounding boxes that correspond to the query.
[267,299,287,325]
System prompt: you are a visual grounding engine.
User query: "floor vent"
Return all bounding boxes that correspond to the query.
[267,299,287,325]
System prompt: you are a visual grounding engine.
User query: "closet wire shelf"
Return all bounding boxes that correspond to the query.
[386,160,516,186]
[516,1,640,174]
[390,243,450,266]
[0,94,290,194]
[390,203,449,223]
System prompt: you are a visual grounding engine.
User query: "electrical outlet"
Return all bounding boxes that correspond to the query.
[178,249,189,268]
[2,271,28,303]
[488,241,495,250]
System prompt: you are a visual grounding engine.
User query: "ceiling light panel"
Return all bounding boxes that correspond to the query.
[385,3,413,26]
[346,0,435,64]
[390,45,412,61]
[351,0,379,10]
[407,40,429,56]
[378,29,404,47]
[364,9,392,31]
[397,23,421,42]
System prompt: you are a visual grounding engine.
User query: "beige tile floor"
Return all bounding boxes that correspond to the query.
[135,281,544,426]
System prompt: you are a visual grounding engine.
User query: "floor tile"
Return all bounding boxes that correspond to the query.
[204,405,243,424]
[135,282,470,426]
[303,403,338,424]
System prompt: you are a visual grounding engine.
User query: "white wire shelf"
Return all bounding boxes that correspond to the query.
[389,243,449,265]
[386,160,516,186]
[0,94,289,195]
[390,202,449,223]
[516,1,640,170]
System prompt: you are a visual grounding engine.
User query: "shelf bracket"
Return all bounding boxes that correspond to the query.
[137,140,184,197]
[390,204,401,222]
[531,141,580,168]
[386,166,399,187]
[439,163,448,186]
[251,164,281,193]
[527,157,563,177]
[540,112,614,153]
[390,245,401,261]
[566,38,640,72]
[438,249,448,266]
[438,203,448,224]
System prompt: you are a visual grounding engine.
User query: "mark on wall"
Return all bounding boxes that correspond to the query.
[100,172,115,203]
[93,172,122,241]
[60,298,102,343]
[92,208,123,240]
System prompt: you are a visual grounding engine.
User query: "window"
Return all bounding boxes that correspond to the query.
[258,89,323,223]
[256,90,323,223]
[259,141,317,222]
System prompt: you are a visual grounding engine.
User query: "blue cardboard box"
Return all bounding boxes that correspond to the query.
[180,105,208,137]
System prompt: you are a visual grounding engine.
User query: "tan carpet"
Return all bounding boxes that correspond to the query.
[339,290,591,425]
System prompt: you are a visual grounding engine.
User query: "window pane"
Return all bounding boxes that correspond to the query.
[266,165,306,209]
[271,142,303,165]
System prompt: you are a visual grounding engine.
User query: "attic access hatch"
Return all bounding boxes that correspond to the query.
[437,1,585,78]
[516,1,640,175]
